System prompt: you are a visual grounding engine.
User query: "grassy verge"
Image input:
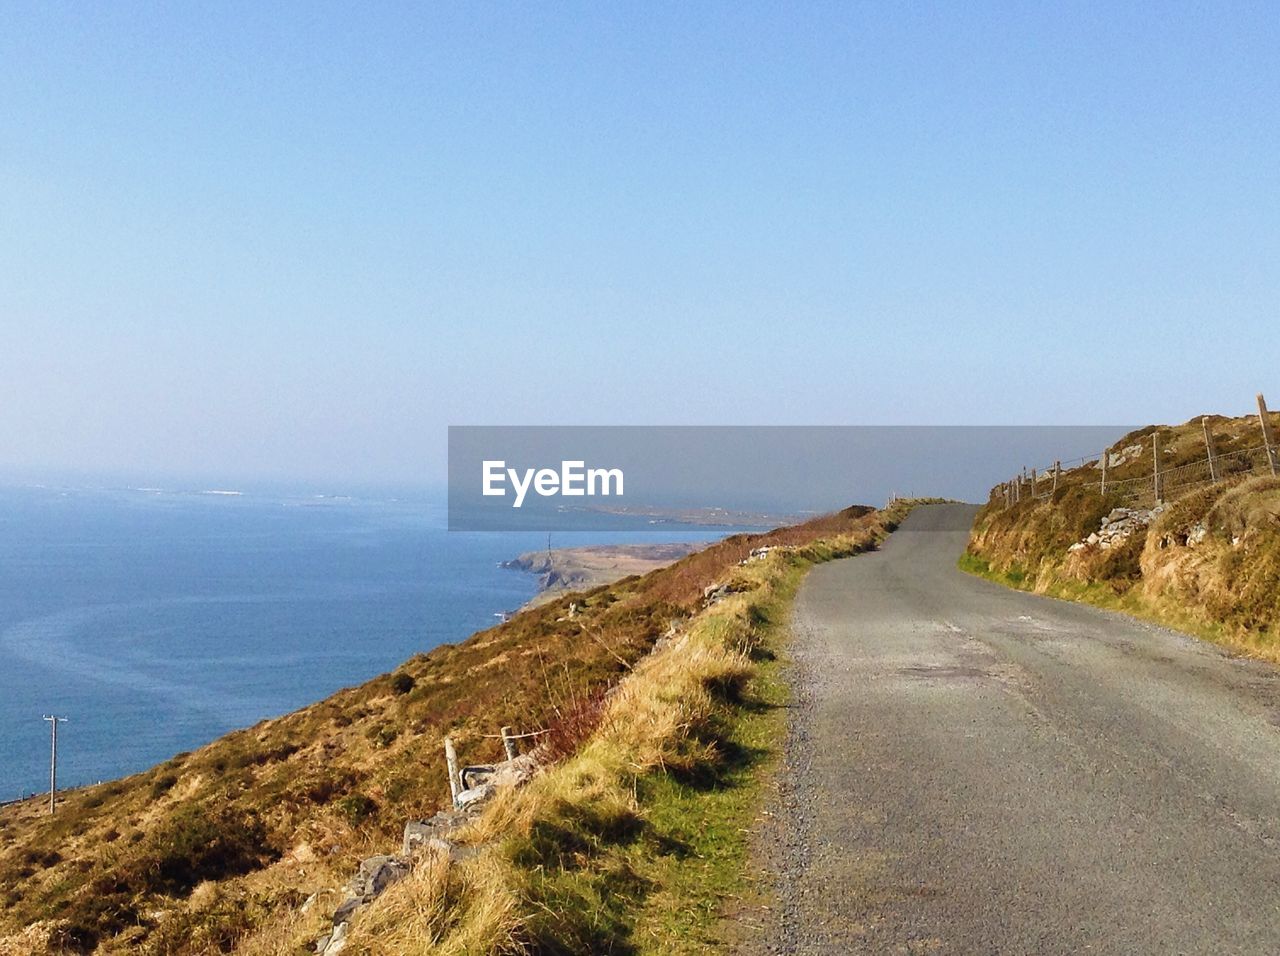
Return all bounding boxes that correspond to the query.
[311,504,917,956]
[626,565,797,953]
[960,480,1278,663]
[957,550,1233,644]
[964,414,1280,663]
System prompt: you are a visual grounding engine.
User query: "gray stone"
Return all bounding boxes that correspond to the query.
[321,920,348,955]
[402,820,441,856]
[460,764,498,790]
[350,854,409,900]
[331,896,361,924]
[403,819,464,857]
[703,582,732,605]
[455,783,494,809]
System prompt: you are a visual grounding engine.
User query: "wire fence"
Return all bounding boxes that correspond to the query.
[1083,443,1277,507]
[994,395,1280,511]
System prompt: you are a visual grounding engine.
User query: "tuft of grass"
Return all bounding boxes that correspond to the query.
[338,849,524,956]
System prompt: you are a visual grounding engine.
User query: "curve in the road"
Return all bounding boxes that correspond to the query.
[755,502,1280,955]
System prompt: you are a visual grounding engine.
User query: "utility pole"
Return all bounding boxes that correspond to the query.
[43,715,66,815]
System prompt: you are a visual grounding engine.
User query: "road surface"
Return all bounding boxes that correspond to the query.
[753,503,1280,954]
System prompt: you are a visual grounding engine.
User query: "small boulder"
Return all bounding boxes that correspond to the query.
[455,784,494,809]
[402,808,477,856]
[331,896,361,925]
[703,583,732,606]
[350,855,409,901]
[320,920,348,955]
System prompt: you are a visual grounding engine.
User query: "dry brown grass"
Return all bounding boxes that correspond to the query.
[327,505,910,955]
[967,414,1280,661]
[0,502,899,954]
[334,849,523,956]
[1139,476,1280,641]
[331,612,741,954]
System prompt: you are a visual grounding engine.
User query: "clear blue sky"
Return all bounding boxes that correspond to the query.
[2,2,1276,485]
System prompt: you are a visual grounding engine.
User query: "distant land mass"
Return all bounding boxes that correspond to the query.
[581,503,806,527]
[503,542,704,606]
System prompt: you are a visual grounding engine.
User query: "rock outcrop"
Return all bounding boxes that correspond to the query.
[1067,505,1166,553]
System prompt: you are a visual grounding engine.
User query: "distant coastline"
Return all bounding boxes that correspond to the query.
[503,542,704,606]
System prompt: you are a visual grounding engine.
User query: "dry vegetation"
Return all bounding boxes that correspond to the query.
[0,502,910,954]
[253,502,914,956]
[966,412,1280,660]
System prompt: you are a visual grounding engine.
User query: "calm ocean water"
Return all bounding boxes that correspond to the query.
[0,484,730,798]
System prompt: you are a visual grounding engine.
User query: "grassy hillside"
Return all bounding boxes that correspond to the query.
[0,502,908,955]
[965,411,1280,660]
[240,500,919,955]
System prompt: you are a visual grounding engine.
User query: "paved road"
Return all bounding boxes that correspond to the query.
[756,503,1280,955]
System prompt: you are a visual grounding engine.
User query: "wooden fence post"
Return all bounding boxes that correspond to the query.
[1202,417,1219,483]
[1153,432,1162,503]
[1030,468,1037,499]
[444,736,462,807]
[501,726,519,761]
[1052,460,1061,493]
[1100,450,1108,495]
[1259,393,1278,476]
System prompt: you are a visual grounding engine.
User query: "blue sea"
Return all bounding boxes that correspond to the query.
[0,483,735,799]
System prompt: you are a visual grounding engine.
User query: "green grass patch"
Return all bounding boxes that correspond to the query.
[957,551,1238,653]
[627,568,798,953]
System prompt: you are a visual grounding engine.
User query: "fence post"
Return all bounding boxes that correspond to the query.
[444,736,462,807]
[1053,460,1061,493]
[1202,417,1219,483]
[1100,450,1108,495]
[1152,432,1162,503]
[1259,393,1279,476]
[501,726,519,761]
[1030,468,1037,499]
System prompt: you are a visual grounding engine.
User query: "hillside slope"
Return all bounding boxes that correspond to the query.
[966,410,1280,660]
[0,503,898,955]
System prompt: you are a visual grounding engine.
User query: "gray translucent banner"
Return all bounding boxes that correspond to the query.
[448,425,1133,531]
